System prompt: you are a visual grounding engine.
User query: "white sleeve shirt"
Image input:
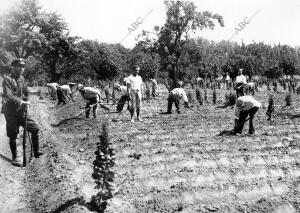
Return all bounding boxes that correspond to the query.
[171,88,188,102]
[59,85,72,94]
[80,87,101,100]
[234,96,262,119]
[236,75,247,84]
[127,75,143,90]
[119,86,128,96]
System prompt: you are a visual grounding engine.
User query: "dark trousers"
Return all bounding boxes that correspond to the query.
[57,88,68,105]
[236,83,244,98]
[4,113,40,159]
[234,107,259,134]
[85,97,98,118]
[167,94,180,113]
[116,95,129,112]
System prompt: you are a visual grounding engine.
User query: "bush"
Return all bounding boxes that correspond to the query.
[91,122,115,212]
[285,93,292,106]
[296,87,300,94]
[266,95,274,121]
[187,91,194,103]
[145,82,151,99]
[225,92,236,106]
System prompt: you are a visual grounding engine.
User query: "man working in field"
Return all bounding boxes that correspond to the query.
[235,68,247,98]
[77,84,101,118]
[46,82,59,99]
[127,64,144,123]
[165,82,189,114]
[233,95,262,135]
[1,58,43,167]
[114,83,130,112]
[56,84,75,105]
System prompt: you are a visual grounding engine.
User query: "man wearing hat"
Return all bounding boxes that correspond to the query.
[126,64,144,123]
[235,68,247,98]
[233,95,262,135]
[1,58,43,167]
[77,84,101,118]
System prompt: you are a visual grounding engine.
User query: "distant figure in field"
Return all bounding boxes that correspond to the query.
[127,64,144,123]
[235,68,247,98]
[225,72,231,90]
[233,95,261,135]
[77,84,101,118]
[165,83,189,114]
[150,78,158,97]
[114,83,130,112]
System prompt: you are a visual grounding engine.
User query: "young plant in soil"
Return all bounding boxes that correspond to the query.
[187,91,194,104]
[145,82,151,99]
[213,89,217,104]
[91,122,115,212]
[225,92,236,106]
[285,93,292,107]
[266,95,274,121]
[195,87,203,105]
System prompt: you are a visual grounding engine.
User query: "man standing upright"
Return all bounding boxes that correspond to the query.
[127,64,143,123]
[235,68,247,98]
[1,58,43,167]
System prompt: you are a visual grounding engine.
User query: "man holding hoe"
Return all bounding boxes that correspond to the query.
[1,58,43,167]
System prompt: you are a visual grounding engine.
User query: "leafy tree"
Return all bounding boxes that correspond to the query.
[138,0,224,89]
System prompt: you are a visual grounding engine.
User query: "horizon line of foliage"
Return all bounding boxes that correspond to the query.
[0,0,299,85]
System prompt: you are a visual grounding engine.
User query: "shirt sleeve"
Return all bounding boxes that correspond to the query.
[181,90,188,102]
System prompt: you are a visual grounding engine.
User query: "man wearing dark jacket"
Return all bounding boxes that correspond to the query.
[1,58,43,167]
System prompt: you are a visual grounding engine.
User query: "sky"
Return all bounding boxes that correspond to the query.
[0,0,299,48]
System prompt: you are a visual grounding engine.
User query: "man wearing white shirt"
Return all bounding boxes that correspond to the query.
[127,65,143,123]
[166,86,189,114]
[78,84,101,118]
[234,95,262,135]
[235,68,247,97]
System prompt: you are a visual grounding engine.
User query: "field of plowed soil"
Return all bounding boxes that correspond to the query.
[1,83,300,213]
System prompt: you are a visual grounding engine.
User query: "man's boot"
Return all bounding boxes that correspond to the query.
[9,138,22,167]
[31,133,43,158]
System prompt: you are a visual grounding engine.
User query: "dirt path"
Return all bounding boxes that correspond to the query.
[0,78,29,213]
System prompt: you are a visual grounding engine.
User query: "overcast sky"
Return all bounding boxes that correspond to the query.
[0,0,299,48]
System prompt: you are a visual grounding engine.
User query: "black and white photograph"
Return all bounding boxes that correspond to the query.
[0,0,299,212]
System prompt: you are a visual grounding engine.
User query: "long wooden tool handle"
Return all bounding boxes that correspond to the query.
[23,105,28,167]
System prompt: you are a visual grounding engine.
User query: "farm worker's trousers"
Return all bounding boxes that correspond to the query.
[235,82,244,98]
[57,87,68,105]
[4,113,42,159]
[167,93,180,113]
[129,89,142,110]
[85,95,99,118]
[234,106,259,135]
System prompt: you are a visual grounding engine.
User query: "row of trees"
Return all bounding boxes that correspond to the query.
[0,0,299,87]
